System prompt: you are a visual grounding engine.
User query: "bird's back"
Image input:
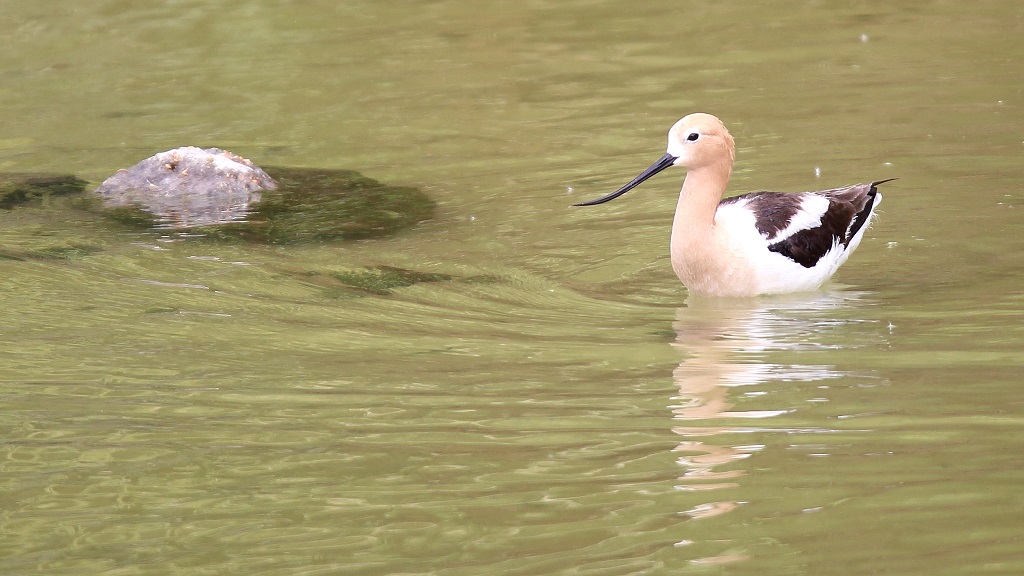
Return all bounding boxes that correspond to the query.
[700,180,889,295]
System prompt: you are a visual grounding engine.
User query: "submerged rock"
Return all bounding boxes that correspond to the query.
[328,266,453,295]
[95,147,275,228]
[0,173,89,209]
[94,148,435,243]
[296,265,501,298]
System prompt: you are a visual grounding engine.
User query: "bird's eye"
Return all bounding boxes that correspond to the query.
[686,132,699,142]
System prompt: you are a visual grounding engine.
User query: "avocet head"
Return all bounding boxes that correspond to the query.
[666,113,735,170]
[574,113,735,206]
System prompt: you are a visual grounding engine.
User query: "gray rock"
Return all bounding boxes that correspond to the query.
[94,147,277,228]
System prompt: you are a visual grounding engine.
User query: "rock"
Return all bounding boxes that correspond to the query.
[93,148,436,243]
[94,147,275,228]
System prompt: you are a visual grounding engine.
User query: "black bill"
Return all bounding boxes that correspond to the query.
[573,153,678,206]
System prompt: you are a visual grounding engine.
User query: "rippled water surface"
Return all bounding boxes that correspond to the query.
[2,1,1024,574]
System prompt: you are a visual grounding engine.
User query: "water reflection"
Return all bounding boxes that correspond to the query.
[669,292,868,561]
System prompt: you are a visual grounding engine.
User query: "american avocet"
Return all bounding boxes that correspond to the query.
[575,113,892,297]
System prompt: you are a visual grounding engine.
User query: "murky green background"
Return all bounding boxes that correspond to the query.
[2,1,1024,574]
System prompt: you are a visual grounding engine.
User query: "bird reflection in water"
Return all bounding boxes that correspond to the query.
[669,292,866,563]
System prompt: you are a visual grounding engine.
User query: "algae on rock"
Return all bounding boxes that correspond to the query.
[0,173,89,209]
[237,166,436,243]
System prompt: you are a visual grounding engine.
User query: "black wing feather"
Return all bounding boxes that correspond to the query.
[730,179,890,269]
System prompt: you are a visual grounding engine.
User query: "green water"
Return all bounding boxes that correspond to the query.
[2,1,1024,574]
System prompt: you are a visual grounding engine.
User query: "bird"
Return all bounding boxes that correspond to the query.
[574,113,892,298]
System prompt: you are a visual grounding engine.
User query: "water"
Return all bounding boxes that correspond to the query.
[2,1,1024,574]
